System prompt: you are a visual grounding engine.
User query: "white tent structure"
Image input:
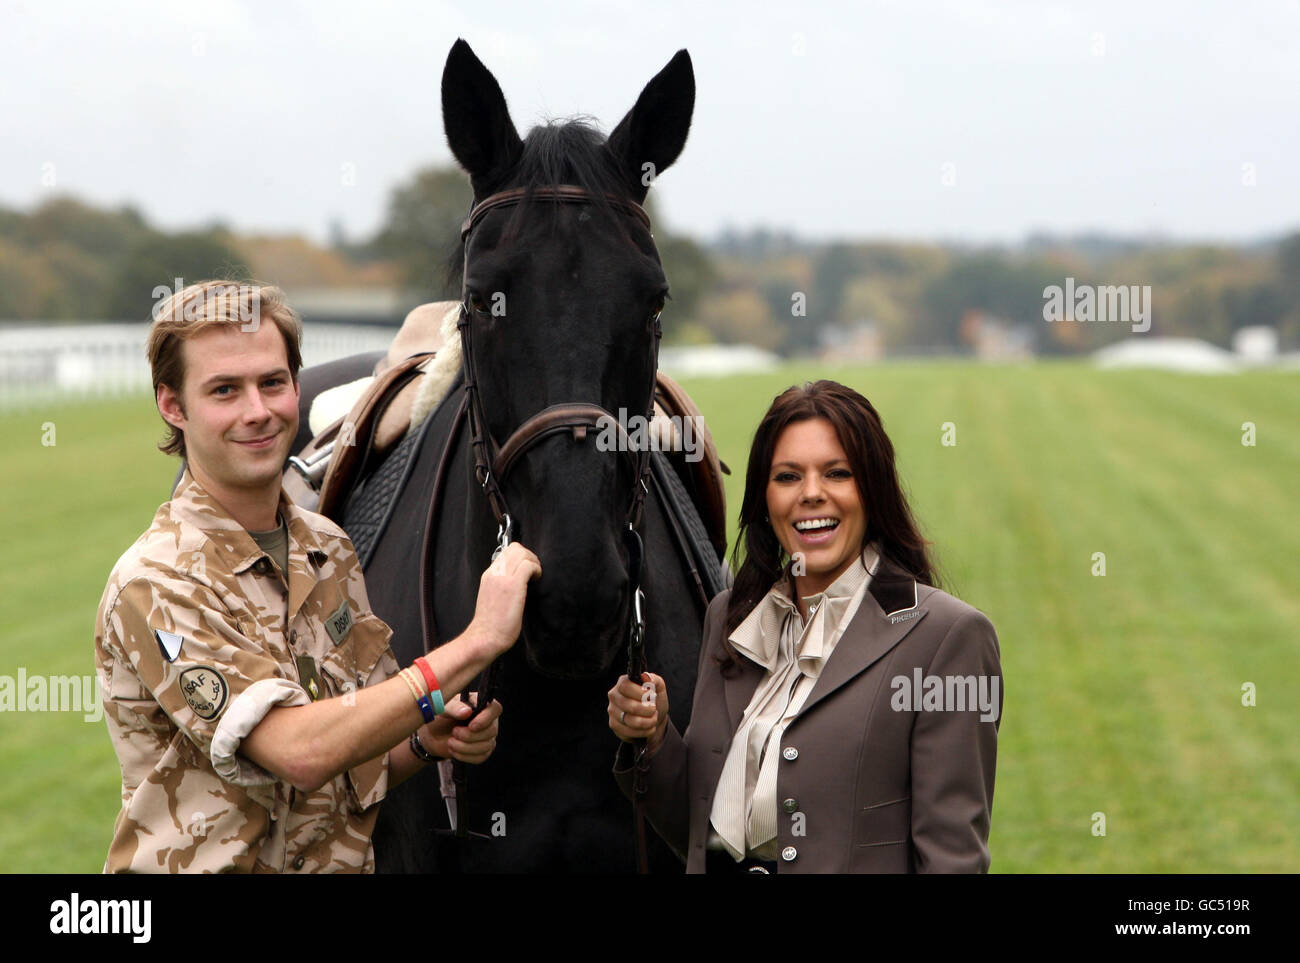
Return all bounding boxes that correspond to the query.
[1092,337,1241,374]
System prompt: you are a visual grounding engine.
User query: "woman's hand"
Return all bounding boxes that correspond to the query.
[607,672,669,755]
[418,692,501,764]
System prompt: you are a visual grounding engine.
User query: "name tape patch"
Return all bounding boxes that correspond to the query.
[325,601,353,645]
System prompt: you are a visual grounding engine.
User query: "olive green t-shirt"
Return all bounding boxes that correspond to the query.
[249,513,289,577]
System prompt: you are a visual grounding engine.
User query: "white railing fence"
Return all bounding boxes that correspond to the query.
[0,322,398,411]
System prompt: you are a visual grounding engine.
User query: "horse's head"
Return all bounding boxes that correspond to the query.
[441,39,694,679]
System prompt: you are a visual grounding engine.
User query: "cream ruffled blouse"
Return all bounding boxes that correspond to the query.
[708,544,881,861]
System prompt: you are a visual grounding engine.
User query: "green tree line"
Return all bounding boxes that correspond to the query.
[3,180,1298,356]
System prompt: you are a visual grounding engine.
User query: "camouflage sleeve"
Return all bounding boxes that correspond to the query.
[210,679,311,785]
[102,575,309,784]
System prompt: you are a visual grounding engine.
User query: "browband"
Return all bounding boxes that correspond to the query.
[460,185,652,240]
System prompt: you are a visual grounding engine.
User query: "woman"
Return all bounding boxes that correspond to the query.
[609,380,1002,873]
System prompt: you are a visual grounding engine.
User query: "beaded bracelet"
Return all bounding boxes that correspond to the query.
[399,667,435,723]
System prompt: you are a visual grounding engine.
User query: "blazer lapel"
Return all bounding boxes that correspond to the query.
[799,553,928,717]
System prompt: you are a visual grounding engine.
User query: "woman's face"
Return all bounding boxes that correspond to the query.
[766,417,867,598]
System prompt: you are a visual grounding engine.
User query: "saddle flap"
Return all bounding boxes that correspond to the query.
[316,352,434,519]
[653,370,728,559]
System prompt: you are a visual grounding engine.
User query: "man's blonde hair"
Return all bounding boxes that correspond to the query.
[147,280,303,458]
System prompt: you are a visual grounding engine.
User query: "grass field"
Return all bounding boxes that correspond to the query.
[2,360,1297,872]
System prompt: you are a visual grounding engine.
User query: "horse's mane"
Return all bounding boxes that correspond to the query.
[444,117,630,290]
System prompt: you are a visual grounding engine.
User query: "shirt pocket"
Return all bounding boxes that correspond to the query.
[315,609,393,812]
[855,795,911,848]
[318,613,392,696]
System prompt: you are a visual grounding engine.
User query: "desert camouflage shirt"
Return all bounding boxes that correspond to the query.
[94,466,399,873]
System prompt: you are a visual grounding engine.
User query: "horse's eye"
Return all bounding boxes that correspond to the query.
[469,293,488,314]
[650,293,668,326]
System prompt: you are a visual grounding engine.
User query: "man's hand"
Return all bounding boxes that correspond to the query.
[417,693,501,764]
[467,542,542,659]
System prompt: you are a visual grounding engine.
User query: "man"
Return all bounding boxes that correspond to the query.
[94,280,540,872]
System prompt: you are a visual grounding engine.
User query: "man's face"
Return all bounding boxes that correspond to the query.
[158,322,300,496]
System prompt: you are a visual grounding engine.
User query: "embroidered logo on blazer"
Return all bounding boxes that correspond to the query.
[888,609,921,625]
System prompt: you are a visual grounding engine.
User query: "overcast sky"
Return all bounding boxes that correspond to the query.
[2,0,1296,246]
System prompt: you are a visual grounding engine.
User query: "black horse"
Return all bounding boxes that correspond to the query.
[294,40,713,872]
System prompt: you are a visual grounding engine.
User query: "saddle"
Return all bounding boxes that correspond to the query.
[283,351,434,516]
[285,302,730,564]
[284,300,456,515]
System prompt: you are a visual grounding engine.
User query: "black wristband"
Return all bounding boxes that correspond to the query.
[409,730,439,764]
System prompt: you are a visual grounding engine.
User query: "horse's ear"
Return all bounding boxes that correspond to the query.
[441,39,523,197]
[606,50,695,203]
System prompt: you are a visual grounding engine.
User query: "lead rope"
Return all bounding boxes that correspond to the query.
[622,526,651,873]
[452,514,513,839]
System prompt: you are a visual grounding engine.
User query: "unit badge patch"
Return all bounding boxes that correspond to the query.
[179,666,229,720]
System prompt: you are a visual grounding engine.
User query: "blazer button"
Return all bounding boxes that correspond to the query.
[782,746,798,762]
[782,798,798,813]
[781,846,797,862]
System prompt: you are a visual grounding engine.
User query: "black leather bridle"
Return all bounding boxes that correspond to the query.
[457,185,660,537]
[453,184,662,868]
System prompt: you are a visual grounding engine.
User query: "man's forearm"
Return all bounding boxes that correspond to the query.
[387,739,428,790]
[242,627,497,791]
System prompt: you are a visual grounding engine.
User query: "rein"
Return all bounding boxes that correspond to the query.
[453,184,661,869]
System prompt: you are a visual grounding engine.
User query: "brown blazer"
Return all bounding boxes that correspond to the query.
[616,553,1002,873]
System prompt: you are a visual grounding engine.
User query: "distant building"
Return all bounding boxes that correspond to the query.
[286,287,417,327]
[819,321,883,363]
[961,310,1035,361]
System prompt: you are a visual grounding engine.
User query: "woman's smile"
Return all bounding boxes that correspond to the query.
[791,515,841,545]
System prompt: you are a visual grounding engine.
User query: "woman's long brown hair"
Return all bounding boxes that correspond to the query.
[721,380,937,665]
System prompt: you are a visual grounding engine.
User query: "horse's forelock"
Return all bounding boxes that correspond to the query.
[499,119,632,240]
[446,118,637,293]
